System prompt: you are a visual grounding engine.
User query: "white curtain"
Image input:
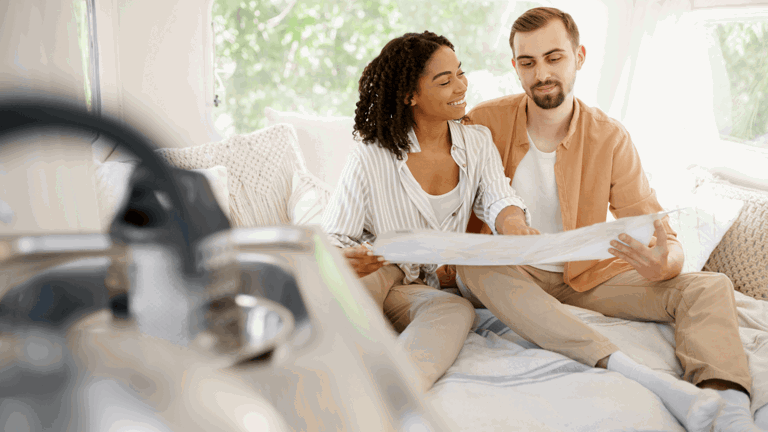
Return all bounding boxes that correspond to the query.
[0,0,102,233]
[584,0,723,175]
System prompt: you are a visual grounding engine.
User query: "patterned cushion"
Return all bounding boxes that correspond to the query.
[698,179,768,300]
[155,124,306,228]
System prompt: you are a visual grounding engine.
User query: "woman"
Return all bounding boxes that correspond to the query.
[321,31,537,392]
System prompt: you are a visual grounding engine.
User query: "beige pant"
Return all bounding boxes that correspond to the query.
[360,265,475,390]
[456,265,752,394]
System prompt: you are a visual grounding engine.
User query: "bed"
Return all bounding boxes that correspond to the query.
[93,112,768,431]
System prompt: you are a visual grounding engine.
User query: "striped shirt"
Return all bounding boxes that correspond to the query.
[321,120,530,289]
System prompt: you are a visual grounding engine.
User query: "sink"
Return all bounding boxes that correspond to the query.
[0,226,448,431]
[0,256,112,328]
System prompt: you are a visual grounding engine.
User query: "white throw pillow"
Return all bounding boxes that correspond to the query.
[610,166,742,273]
[94,161,136,229]
[643,165,743,273]
[666,188,744,273]
[288,170,334,226]
[95,162,230,229]
[264,107,358,190]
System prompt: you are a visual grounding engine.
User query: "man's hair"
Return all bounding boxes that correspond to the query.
[509,7,580,55]
[354,31,454,160]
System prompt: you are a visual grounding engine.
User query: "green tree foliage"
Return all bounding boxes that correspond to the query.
[716,21,768,145]
[212,0,539,135]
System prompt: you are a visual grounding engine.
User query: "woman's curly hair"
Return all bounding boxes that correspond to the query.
[354,31,455,160]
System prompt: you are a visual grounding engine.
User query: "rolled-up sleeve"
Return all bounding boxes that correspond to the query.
[320,151,369,248]
[472,128,531,234]
[608,127,679,244]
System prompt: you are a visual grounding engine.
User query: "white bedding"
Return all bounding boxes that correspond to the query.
[427,291,768,431]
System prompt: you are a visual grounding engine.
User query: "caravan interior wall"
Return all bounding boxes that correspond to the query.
[1,0,767,234]
[0,0,218,234]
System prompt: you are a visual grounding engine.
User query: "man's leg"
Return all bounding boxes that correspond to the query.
[383,282,475,392]
[549,270,751,393]
[455,265,618,366]
[550,270,755,431]
[458,265,724,431]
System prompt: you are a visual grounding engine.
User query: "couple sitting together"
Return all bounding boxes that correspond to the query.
[321,7,763,432]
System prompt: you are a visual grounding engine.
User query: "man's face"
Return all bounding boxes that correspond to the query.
[512,20,584,110]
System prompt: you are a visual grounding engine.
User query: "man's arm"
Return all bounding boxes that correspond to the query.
[607,127,684,281]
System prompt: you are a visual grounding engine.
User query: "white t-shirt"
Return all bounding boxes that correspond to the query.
[510,132,565,272]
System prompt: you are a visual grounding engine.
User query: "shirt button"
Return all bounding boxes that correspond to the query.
[462,163,466,167]
[452,212,457,217]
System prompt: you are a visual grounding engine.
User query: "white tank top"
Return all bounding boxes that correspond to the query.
[510,132,565,272]
[425,177,463,226]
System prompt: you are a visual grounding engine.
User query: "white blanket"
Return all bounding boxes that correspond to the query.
[427,291,768,431]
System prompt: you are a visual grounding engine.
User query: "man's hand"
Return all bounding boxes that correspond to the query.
[609,219,681,281]
[496,206,540,236]
[342,243,389,278]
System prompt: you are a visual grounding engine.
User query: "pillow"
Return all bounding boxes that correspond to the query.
[665,188,744,273]
[155,124,304,228]
[288,170,334,226]
[644,165,744,273]
[698,179,768,300]
[264,107,358,190]
[95,162,230,229]
[94,161,137,229]
[195,166,230,220]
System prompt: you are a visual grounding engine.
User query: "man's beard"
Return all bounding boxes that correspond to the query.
[529,79,569,109]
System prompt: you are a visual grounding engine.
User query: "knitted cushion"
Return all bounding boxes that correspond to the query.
[155,124,306,228]
[698,179,768,300]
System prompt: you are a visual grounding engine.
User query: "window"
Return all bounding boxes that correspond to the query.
[699,8,768,149]
[211,0,545,137]
[73,0,100,113]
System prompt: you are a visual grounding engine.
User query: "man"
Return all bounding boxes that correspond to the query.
[451,6,761,431]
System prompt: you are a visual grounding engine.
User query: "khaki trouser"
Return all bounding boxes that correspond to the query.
[360,265,475,390]
[456,265,752,394]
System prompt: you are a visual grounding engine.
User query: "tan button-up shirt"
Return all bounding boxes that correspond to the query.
[463,93,679,292]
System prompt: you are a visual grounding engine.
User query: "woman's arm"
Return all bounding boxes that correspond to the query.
[321,152,369,248]
[494,205,540,236]
[471,126,532,233]
[320,152,386,277]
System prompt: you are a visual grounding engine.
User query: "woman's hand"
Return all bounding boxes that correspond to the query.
[436,264,458,287]
[496,206,540,236]
[342,243,389,278]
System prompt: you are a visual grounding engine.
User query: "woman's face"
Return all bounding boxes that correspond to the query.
[410,46,468,123]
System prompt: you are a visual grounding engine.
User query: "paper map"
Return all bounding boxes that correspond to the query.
[371,210,682,266]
